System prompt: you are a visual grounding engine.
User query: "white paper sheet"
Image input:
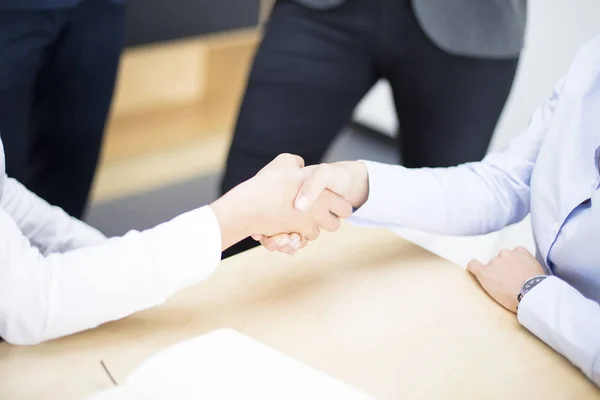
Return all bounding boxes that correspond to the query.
[89,329,373,400]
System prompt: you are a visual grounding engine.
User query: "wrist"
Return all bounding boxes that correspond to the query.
[517,275,548,304]
[210,184,257,251]
[338,161,369,208]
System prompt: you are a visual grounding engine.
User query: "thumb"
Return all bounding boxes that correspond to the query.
[466,259,485,276]
[295,164,331,211]
[288,153,305,169]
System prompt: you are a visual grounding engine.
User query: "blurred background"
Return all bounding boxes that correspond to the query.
[85,0,600,261]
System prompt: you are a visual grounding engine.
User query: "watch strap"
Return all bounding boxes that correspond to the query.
[517,275,547,303]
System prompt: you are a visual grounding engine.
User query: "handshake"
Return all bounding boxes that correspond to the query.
[210,154,370,254]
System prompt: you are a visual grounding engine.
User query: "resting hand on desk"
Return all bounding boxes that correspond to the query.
[467,247,546,313]
[255,161,370,253]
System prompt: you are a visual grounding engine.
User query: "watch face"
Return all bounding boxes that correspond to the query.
[522,276,546,295]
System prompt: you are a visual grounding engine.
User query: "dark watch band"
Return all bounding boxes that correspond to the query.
[517,275,547,303]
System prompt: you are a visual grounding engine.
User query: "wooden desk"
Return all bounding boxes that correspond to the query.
[0,224,597,399]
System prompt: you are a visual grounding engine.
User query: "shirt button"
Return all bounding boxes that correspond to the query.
[552,222,560,234]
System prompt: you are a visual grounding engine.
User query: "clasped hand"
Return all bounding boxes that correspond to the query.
[247,155,369,255]
[212,154,369,254]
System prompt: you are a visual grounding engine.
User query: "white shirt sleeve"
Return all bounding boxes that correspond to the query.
[518,276,600,386]
[0,205,222,345]
[0,177,107,254]
[351,79,563,236]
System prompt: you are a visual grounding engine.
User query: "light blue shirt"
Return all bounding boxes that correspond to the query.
[352,35,600,386]
[535,83,600,301]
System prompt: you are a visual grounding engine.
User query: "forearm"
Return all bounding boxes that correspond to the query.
[0,206,221,345]
[518,276,600,386]
[349,78,563,235]
[210,183,254,251]
[351,158,532,236]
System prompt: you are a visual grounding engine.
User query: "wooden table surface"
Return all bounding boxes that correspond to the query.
[0,224,598,399]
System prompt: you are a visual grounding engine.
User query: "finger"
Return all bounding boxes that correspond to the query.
[317,164,352,197]
[288,233,303,249]
[300,165,318,179]
[276,233,293,247]
[287,233,308,256]
[279,233,301,253]
[303,193,341,233]
[304,225,321,241]
[326,192,353,219]
[291,234,308,251]
[498,249,511,258]
[466,259,485,276]
[274,153,305,169]
[259,238,274,251]
[296,163,354,211]
[315,212,341,233]
[295,164,331,211]
[251,234,263,241]
[291,154,305,169]
[278,244,296,253]
[259,237,276,251]
[260,235,288,252]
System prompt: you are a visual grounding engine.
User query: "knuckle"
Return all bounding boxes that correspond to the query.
[499,249,511,258]
[314,163,330,177]
[515,246,531,256]
[274,153,289,162]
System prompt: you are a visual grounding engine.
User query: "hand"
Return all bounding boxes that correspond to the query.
[211,154,353,251]
[467,247,546,313]
[295,161,369,211]
[253,189,348,255]
[257,161,370,254]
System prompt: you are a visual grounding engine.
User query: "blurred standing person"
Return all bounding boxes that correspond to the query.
[220,0,526,257]
[0,0,126,219]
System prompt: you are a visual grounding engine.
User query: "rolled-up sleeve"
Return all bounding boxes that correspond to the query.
[518,276,600,387]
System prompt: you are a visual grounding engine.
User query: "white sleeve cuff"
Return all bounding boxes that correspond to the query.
[139,205,222,296]
[518,275,600,384]
[350,161,413,227]
[517,276,572,331]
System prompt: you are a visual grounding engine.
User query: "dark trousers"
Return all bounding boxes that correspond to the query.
[221,0,519,257]
[0,0,125,218]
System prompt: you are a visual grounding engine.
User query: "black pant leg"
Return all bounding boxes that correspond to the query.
[385,2,519,168]
[0,10,63,186]
[28,0,125,218]
[221,0,379,258]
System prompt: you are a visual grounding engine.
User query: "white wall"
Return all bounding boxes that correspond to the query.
[353,0,600,266]
[491,0,600,150]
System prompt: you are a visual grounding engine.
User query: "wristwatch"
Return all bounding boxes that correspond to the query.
[517,275,548,303]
